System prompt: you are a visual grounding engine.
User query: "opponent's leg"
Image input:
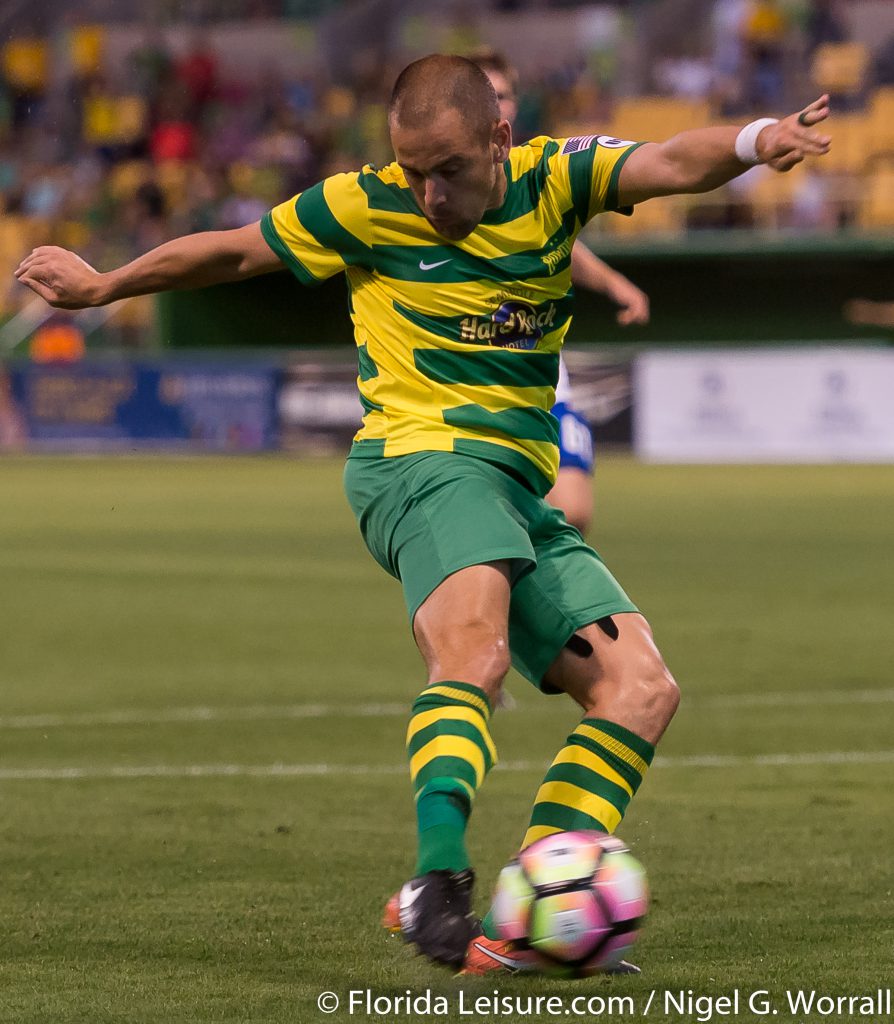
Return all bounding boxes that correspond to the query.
[397,561,512,967]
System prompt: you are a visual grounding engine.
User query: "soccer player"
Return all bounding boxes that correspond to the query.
[16,55,831,974]
[473,49,651,535]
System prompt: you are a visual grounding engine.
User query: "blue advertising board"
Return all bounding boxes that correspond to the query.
[6,361,280,451]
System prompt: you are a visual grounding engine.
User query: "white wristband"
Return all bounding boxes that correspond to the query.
[734,118,779,165]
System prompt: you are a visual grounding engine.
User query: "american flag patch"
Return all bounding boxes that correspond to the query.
[561,135,597,155]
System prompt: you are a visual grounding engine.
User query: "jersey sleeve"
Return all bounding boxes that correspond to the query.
[550,135,646,226]
[261,171,372,286]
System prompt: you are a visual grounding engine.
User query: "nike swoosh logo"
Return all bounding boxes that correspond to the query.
[419,258,451,271]
[400,886,425,910]
[472,942,533,971]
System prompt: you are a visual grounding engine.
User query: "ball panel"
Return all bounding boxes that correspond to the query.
[492,861,535,942]
[529,889,610,963]
[596,850,649,923]
[518,829,604,886]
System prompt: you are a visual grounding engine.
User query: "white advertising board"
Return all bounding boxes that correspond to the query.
[634,348,894,463]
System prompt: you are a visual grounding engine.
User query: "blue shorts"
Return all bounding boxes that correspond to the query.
[553,402,595,474]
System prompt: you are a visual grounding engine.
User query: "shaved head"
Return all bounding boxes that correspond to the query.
[387,54,511,240]
[389,54,500,144]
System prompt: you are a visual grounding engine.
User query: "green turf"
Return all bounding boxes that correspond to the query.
[1,455,892,1023]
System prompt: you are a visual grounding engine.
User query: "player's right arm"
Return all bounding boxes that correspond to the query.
[15,222,281,310]
[615,95,831,206]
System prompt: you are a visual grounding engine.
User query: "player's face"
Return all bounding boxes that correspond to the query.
[391,107,512,240]
[484,69,518,126]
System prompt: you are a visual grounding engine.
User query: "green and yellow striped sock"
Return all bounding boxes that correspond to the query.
[522,716,654,848]
[406,681,496,876]
[482,717,653,940]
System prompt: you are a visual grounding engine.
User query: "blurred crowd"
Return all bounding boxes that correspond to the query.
[1,0,893,335]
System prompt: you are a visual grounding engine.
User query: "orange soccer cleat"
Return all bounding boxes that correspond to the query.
[382,891,401,933]
[382,888,537,974]
[459,934,539,974]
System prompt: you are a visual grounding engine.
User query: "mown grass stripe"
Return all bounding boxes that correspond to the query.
[414,349,559,388]
[2,749,893,782]
[4,688,888,731]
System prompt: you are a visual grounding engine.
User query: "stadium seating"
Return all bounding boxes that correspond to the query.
[810,41,870,99]
[867,87,894,159]
[859,158,894,227]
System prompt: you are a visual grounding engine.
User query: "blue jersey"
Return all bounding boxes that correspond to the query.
[553,401,595,472]
[553,356,595,473]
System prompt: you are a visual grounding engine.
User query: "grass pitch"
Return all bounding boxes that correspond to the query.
[2,455,892,1024]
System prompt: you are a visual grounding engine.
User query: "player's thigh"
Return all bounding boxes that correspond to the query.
[508,507,637,688]
[413,561,514,690]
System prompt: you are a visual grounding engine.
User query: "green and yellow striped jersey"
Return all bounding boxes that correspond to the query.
[261,134,642,495]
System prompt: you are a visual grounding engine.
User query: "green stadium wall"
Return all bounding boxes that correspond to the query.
[156,236,894,349]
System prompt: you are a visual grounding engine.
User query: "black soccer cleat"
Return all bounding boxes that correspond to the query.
[398,869,478,969]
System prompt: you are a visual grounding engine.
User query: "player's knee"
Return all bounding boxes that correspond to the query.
[645,662,680,726]
[456,637,511,694]
[577,654,679,730]
[425,626,511,695]
[473,645,511,696]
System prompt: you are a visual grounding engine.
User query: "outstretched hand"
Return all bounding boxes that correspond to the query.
[756,95,831,172]
[14,247,106,309]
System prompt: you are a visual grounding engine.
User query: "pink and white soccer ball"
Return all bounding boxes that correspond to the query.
[491,831,648,976]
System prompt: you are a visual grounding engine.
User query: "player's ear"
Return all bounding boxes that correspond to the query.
[492,119,512,164]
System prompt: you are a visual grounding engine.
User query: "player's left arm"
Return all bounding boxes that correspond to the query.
[570,243,649,325]
[615,95,831,206]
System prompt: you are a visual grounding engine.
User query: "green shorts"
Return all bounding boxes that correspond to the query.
[343,451,638,688]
